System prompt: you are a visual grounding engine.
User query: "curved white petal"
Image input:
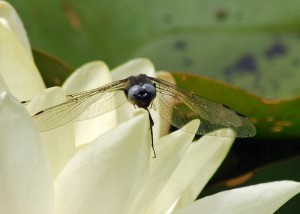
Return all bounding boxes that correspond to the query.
[111,58,156,80]
[26,87,75,179]
[0,20,44,100]
[63,61,117,146]
[0,90,53,214]
[63,61,112,93]
[156,71,175,85]
[174,181,300,214]
[0,73,9,91]
[175,133,235,208]
[54,109,151,214]
[0,1,32,57]
[148,131,234,214]
[130,120,199,214]
[156,71,176,137]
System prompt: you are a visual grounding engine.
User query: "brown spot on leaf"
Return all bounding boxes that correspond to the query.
[250,118,258,123]
[62,1,82,31]
[261,99,281,104]
[215,8,228,20]
[181,75,188,81]
[53,77,62,85]
[226,172,254,187]
[275,121,293,127]
[271,126,283,133]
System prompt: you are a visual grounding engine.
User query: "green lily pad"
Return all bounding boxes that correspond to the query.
[33,49,74,87]
[137,33,300,100]
[172,72,300,139]
[9,0,300,99]
[200,156,300,214]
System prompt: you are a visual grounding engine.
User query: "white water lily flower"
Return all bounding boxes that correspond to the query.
[1,88,300,214]
[1,1,300,214]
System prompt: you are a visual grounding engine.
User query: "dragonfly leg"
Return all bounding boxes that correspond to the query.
[146,109,156,158]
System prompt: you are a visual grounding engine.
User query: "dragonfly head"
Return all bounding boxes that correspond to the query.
[125,74,156,108]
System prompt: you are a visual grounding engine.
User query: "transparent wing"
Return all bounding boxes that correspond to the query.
[150,77,256,138]
[33,79,128,132]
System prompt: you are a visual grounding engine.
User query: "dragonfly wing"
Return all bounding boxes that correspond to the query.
[151,77,256,138]
[33,80,128,132]
[153,92,201,135]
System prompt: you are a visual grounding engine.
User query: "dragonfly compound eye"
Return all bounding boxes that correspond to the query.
[128,85,142,99]
[141,83,156,99]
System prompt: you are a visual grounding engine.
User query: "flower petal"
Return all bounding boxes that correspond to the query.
[63,61,112,93]
[131,120,199,214]
[0,73,9,91]
[63,61,117,146]
[111,58,156,80]
[156,71,176,137]
[174,181,300,214]
[0,90,53,214]
[175,134,235,208]
[0,17,44,100]
[54,109,151,214]
[0,1,32,57]
[26,87,75,179]
[148,131,234,213]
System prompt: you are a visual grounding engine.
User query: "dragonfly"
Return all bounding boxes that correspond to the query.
[32,74,256,157]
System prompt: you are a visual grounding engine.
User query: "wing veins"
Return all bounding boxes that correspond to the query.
[151,77,256,137]
[33,79,127,132]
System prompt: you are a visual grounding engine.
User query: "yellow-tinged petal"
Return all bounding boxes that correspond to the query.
[0,23,44,100]
[130,120,200,214]
[175,133,235,208]
[0,1,32,57]
[0,90,53,214]
[156,71,176,85]
[63,61,117,146]
[156,71,176,137]
[63,61,112,94]
[174,181,300,214]
[148,130,234,214]
[54,109,151,214]
[111,58,156,80]
[0,73,9,91]
[26,87,75,179]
